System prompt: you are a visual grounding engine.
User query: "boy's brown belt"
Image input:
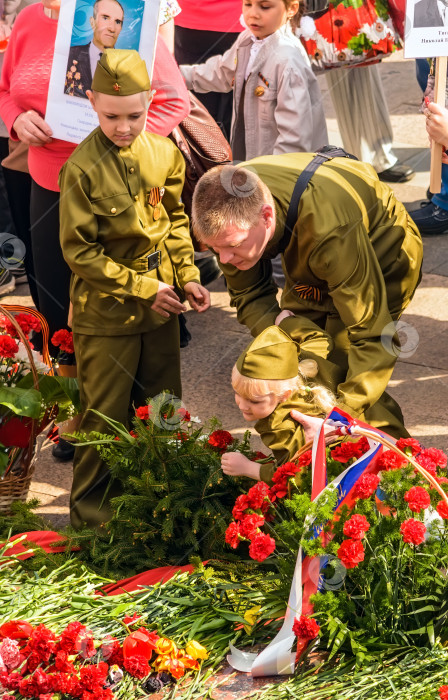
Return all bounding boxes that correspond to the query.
[115,250,161,272]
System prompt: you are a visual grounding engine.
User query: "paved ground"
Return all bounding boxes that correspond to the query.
[4,51,448,531]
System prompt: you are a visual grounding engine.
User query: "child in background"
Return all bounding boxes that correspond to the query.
[59,50,210,529]
[179,0,328,161]
[221,326,337,484]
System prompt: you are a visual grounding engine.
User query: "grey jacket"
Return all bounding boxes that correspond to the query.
[180,25,328,159]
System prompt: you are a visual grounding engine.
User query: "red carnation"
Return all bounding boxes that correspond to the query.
[50,672,74,694]
[439,685,448,700]
[343,514,370,540]
[331,440,362,464]
[33,668,51,694]
[421,447,447,468]
[232,494,250,521]
[248,532,276,562]
[207,429,234,451]
[298,450,312,467]
[0,335,18,358]
[51,329,74,354]
[28,624,56,663]
[247,481,270,509]
[54,650,75,674]
[378,450,408,471]
[18,675,40,698]
[2,672,21,690]
[239,513,265,540]
[400,518,426,545]
[292,614,320,640]
[225,521,241,549]
[123,654,150,679]
[2,313,41,338]
[177,408,191,422]
[59,621,86,654]
[415,453,437,477]
[354,473,380,499]
[79,662,108,691]
[122,614,141,626]
[395,437,421,456]
[436,500,448,520]
[404,486,430,513]
[270,461,302,500]
[135,405,151,420]
[337,539,365,569]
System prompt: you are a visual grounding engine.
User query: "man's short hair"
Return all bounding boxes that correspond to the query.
[191,164,274,240]
[92,0,124,20]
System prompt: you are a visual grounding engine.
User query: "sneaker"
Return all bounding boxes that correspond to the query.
[410,201,448,236]
[52,437,75,461]
[0,268,15,297]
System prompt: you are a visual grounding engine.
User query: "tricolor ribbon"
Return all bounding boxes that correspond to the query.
[227,407,385,676]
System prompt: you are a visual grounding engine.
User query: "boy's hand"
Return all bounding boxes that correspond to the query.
[184,282,211,312]
[275,309,295,325]
[221,452,261,480]
[151,282,187,318]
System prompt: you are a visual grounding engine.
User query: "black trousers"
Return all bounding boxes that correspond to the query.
[174,26,239,141]
[30,181,72,353]
[0,139,39,307]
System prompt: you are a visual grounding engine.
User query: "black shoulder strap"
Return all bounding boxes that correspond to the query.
[282,146,358,245]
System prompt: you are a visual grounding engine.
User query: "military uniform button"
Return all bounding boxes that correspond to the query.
[110,207,117,214]
[129,167,135,173]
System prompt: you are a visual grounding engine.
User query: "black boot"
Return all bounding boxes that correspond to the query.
[52,437,75,461]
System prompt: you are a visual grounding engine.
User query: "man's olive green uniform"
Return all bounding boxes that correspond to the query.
[59,54,199,529]
[221,152,422,434]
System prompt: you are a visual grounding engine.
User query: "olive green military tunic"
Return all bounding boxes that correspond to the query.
[220,152,422,426]
[59,127,200,529]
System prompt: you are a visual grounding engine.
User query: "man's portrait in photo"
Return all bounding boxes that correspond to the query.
[65,0,124,99]
[414,0,448,27]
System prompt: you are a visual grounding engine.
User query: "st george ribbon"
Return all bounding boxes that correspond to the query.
[227,407,385,676]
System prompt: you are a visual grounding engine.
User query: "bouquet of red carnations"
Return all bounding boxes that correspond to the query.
[0,615,207,698]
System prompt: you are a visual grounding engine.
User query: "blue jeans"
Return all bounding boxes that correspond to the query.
[432,165,448,211]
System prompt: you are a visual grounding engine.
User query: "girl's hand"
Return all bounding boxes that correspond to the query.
[290,409,335,444]
[275,309,295,325]
[13,110,53,146]
[221,452,261,480]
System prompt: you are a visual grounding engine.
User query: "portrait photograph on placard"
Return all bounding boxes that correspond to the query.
[404,0,448,57]
[46,0,160,143]
[65,0,144,99]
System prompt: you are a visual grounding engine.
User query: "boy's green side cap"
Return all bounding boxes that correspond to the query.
[91,49,151,95]
[236,326,298,380]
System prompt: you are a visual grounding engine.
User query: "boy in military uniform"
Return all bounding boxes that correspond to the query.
[192,156,423,440]
[59,50,210,529]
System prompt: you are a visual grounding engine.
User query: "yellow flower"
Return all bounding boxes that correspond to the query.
[155,637,177,656]
[153,654,171,672]
[243,605,261,635]
[185,640,208,660]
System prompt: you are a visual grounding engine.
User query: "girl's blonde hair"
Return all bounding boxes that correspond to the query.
[232,359,335,415]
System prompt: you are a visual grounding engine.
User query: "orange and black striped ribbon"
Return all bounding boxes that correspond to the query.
[147,187,161,207]
[293,284,322,303]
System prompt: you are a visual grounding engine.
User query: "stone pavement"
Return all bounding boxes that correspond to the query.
[3,50,448,530]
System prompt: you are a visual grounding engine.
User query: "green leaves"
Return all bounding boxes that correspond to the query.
[0,384,42,417]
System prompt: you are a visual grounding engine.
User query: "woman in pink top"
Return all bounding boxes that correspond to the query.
[0,0,190,354]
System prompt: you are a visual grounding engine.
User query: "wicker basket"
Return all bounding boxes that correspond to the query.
[0,304,54,514]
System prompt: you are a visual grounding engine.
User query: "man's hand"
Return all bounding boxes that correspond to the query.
[184,281,211,312]
[13,111,53,146]
[150,281,187,318]
[221,452,261,480]
[275,309,295,325]
[290,409,335,445]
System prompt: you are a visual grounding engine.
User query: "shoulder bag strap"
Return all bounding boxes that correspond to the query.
[282,146,358,246]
